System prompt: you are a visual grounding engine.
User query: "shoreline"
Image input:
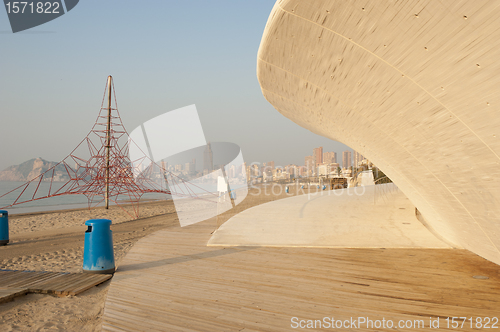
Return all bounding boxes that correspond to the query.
[3,196,170,216]
[7,199,176,237]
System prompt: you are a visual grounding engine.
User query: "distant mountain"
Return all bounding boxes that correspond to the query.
[0,158,69,182]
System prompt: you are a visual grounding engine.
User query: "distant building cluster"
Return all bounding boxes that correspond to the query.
[246,147,369,184]
[158,143,246,184]
[153,144,368,185]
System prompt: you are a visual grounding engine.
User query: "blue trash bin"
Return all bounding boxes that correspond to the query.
[322,185,326,190]
[83,219,115,274]
[285,186,289,193]
[0,210,8,246]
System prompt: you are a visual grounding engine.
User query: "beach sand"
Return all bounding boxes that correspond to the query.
[7,201,177,237]
[0,183,310,331]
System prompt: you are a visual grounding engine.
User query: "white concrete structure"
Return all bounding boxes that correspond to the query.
[257,1,500,264]
[356,170,375,187]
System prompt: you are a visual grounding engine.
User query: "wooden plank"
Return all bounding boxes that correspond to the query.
[0,270,114,298]
[0,271,29,286]
[51,274,88,293]
[0,288,29,304]
[60,275,102,294]
[52,274,93,295]
[102,220,500,332]
[53,274,100,296]
[5,271,50,288]
[70,274,112,295]
[21,272,63,288]
[28,273,71,294]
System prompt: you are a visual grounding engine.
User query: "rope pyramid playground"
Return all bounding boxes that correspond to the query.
[0,76,212,218]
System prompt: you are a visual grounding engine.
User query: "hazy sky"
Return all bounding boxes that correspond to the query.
[0,0,351,171]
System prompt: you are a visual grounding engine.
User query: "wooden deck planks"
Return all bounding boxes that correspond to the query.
[0,288,29,304]
[0,269,113,301]
[102,221,500,331]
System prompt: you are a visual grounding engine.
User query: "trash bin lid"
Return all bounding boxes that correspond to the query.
[85,218,112,226]
[0,210,7,215]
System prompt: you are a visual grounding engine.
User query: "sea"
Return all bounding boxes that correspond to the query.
[0,181,168,215]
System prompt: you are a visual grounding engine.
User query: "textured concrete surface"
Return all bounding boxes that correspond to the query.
[209,185,451,248]
[257,0,500,264]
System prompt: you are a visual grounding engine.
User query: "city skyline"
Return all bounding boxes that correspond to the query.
[0,144,361,176]
[247,146,364,175]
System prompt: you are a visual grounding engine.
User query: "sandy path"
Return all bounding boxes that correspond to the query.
[7,200,176,236]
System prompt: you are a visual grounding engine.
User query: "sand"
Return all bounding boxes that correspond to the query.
[7,201,176,236]
[0,282,110,331]
[0,184,310,331]
[0,200,177,331]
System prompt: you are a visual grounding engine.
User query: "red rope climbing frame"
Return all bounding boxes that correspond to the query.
[0,77,212,219]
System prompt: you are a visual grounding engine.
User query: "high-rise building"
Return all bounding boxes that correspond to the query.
[261,162,274,181]
[313,147,323,165]
[323,152,330,164]
[297,166,303,177]
[240,163,246,179]
[252,164,260,177]
[342,151,352,169]
[203,142,213,172]
[305,155,314,170]
[261,161,274,178]
[323,151,337,164]
[286,164,297,177]
[246,164,252,182]
[353,151,364,168]
[228,164,236,178]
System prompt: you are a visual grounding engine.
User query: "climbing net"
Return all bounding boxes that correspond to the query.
[0,77,214,218]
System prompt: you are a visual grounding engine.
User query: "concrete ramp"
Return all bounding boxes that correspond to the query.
[208,184,451,248]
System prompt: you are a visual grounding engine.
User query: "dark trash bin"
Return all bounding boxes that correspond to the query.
[0,210,8,246]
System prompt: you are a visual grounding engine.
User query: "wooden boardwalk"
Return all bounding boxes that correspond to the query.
[102,220,500,331]
[0,270,112,303]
